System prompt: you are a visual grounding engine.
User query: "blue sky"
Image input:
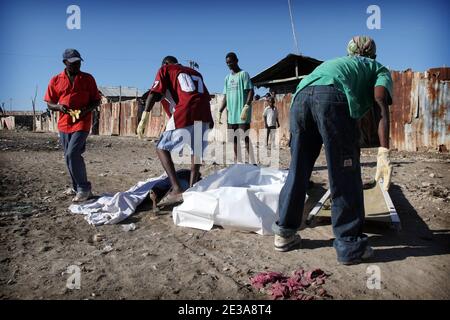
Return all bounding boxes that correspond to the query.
[0,0,449,111]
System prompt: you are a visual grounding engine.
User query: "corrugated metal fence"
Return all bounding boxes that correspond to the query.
[390,68,449,151]
[96,68,449,151]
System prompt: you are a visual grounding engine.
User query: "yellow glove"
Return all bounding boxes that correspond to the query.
[216,111,222,124]
[137,111,150,139]
[68,109,81,123]
[240,104,250,121]
[375,147,393,191]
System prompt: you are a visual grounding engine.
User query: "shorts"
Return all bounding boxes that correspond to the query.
[156,121,210,157]
[227,123,251,143]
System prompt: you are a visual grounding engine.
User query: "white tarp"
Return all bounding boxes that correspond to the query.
[69,174,167,225]
[173,164,294,235]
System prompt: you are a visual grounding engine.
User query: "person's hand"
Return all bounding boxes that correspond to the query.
[375,147,393,191]
[58,104,69,114]
[240,104,250,121]
[216,111,222,124]
[137,111,150,139]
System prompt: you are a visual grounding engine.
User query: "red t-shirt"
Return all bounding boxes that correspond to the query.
[150,64,213,131]
[44,70,101,133]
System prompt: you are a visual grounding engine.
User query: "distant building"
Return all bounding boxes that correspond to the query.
[251,54,322,94]
[98,86,146,104]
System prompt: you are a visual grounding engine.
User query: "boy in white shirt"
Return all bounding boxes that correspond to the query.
[263,97,280,146]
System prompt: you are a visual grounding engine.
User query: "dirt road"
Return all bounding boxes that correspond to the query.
[0,130,449,299]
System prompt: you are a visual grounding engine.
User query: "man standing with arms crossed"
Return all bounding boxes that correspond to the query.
[218,52,254,163]
[45,49,101,202]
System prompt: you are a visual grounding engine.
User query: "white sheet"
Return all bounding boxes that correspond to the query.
[173,164,296,235]
[69,174,166,225]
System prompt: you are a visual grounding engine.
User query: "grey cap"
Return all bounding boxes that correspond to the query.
[63,49,84,63]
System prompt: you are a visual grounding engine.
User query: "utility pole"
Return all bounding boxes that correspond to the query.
[31,85,38,131]
[288,0,300,55]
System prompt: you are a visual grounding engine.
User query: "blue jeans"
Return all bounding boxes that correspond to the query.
[273,85,368,263]
[59,131,91,193]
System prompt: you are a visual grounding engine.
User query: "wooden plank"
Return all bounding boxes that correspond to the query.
[307,182,401,228]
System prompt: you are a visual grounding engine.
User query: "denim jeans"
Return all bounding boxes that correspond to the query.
[272,85,368,263]
[59,131,91,193]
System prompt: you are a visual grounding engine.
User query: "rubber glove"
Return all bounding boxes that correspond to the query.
[137,111,150,139]
[240,104,250,121]
[375,147,393,191]
[68,109,81,123]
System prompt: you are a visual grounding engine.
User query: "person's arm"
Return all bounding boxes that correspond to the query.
[217,94,226,124]
[219,94,227,113]
[47,102,68,114]
[136,92,162,139]
[244,89,254,106]
[78,99,101,120]
[374,85,393,191]
[374,86,390,148]
[263,108,268,128]
[144,92,162,112]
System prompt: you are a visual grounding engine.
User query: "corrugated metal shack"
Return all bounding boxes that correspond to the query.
[251,54,449,151]
[252,54,323,94]
[98,86,145,104]
[93,65,449,152]
[0,111,56,131]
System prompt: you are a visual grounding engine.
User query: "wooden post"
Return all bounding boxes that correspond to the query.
[31,86,38,131]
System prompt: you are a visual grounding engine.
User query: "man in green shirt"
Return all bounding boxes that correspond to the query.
[272,36,393,265]
[218,52,254,163]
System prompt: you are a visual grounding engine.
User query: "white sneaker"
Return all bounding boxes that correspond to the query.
[274,234,302,252]
[72,191,92,203]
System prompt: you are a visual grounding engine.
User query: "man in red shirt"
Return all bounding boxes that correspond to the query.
[137,56,213,206]
[44,49,101,202]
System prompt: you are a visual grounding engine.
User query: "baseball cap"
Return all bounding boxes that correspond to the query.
[63,49,84,63]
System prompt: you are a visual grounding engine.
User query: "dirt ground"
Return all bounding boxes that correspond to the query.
[0,130,449,300]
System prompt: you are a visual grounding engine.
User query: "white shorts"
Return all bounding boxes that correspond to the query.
[156,121,210,157]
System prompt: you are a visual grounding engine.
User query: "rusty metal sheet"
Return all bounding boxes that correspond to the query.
[0,117,15,130]
[144,101,167,138]
[99,103,112,135]
[111,102,120,136]
[250,94,292,145]
[390,68,449,151]
[119,100,139,136]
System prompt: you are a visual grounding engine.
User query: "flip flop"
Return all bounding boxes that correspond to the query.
[157,191,183,208]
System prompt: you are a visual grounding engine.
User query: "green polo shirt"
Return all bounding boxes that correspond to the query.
[294,56,393,119]
[223,71,254,124]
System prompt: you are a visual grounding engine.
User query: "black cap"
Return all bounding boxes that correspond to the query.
[63,49,83,63]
